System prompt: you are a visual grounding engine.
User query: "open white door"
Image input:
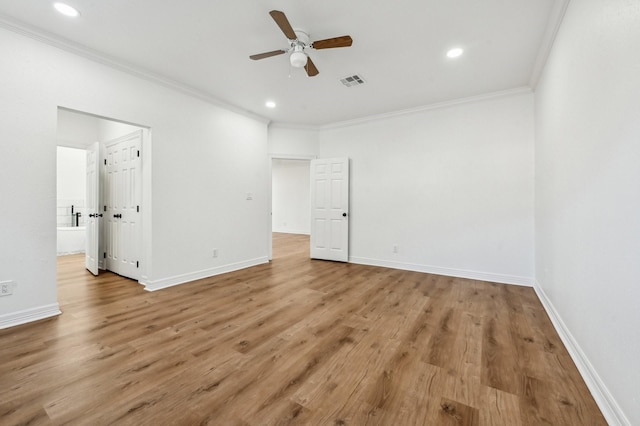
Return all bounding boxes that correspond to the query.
[310,157,349,262]
[85,142,100,276]
[105,130,142,280]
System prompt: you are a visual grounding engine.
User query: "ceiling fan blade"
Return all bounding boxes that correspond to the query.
[250,50,287,60]
[311,35,353,49]
[305,57,319,77]
[269,10,297,40]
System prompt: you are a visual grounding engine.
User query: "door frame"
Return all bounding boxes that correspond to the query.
[268,154,316,260]
[56,107,152,285]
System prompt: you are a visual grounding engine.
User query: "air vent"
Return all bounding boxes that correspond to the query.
[340,74,365,87]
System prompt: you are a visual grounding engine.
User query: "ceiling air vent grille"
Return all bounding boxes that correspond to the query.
[340,74,365,87]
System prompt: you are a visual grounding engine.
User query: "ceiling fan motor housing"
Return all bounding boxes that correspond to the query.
[292,30,310,46]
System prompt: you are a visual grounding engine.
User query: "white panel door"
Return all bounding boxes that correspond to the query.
[310,157,349,262]
[85,142,100,276]
[105,131,142,279]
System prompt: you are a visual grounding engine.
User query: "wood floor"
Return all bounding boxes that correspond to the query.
[0,233,606,425]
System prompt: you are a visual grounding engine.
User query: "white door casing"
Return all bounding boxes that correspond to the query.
[105,130,142,279]
[85,141,100,276]
[310,157,349,262]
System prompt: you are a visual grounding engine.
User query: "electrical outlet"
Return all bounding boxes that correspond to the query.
[392,244,398,254]
[213,248,218,258]
[0,281,13,296]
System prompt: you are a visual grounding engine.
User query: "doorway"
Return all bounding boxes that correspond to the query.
[56,107,150,282]
[269,156,314,260]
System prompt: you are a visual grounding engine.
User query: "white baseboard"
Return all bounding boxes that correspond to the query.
[349,256,533,287]
[533,280,630,426]
[140,256,269,292]
[0,303,62,330]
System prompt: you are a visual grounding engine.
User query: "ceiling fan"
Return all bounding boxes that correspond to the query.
[250,10,353,77]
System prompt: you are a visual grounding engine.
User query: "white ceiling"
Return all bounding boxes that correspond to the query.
[0,0,562,126]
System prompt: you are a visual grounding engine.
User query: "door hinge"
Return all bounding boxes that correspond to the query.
[136,261,139,268]
[104,159,107,165]
[103,253,106,259]
[137,150,140,158]
[137,205,140,213]
[104,205,107,212]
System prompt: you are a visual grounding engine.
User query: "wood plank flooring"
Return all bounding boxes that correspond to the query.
[0,233,606,425]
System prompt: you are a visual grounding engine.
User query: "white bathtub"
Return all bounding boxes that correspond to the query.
[57,227,86,255]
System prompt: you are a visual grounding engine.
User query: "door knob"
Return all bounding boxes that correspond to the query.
[342,212,347,217]
[114,214,122,218]
[89,213,95,218]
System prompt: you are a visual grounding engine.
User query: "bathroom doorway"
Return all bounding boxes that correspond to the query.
[56,107,149,282]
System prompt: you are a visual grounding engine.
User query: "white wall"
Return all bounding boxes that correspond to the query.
[272,159,310,234]
[268,125,319,158]
[534,0,640,424]
[56,146,86,203]
[0,26,269,325]
[319,92,535,285]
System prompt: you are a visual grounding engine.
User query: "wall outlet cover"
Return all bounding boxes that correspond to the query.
[0,280,14,296]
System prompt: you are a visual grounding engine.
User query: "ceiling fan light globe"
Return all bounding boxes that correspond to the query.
[290,51,308,68]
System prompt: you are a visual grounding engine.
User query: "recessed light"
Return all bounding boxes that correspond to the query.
[265,101,276,108]
[446,47,464,58]
[54,3,80,17]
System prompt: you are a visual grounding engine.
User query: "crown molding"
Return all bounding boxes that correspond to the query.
[319,87,533,131]
[0,14,270,125]
[529,0,571,88]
